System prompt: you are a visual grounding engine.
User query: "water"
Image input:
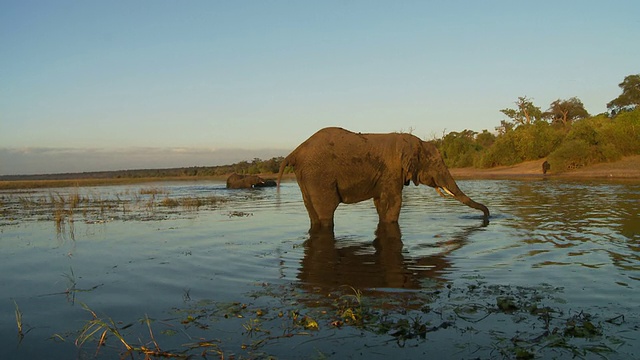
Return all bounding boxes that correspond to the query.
[0,179,638,359]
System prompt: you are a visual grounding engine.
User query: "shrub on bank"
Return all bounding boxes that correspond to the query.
[547,109,639,171]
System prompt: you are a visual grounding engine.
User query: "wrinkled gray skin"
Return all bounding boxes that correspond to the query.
[226,173,265,189]
[277,127,490,232]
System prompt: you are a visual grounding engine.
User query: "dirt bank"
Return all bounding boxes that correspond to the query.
[450,155,640,180]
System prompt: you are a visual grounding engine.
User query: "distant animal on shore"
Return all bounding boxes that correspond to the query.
[226,173,266,189]
[277,127,489,233]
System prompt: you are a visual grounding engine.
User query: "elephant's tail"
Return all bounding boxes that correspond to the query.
[277,155,293,189]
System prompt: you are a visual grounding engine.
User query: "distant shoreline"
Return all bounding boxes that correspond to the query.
[1,156,638,190]
[450,155,640,180]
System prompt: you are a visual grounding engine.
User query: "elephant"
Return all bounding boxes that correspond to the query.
[254,179,277,188]
[277,127,489,232]
[542,160,550,174]
[226,173,265,189]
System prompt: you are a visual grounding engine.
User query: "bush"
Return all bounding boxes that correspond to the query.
[604,109,640,154]
[475,122,564,168]
[547,139,593,170]
[438,130,482,168]
[476,134,522,167]
[547,109,639,171]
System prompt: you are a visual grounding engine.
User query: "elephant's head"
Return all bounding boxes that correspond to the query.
[403,140,490,219]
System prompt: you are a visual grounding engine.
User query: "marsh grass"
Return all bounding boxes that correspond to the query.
[139,187,168,196]
[13,300,24,341]
[161,197,180,208]
[76,304,187,359]
[2,187,228,227]
[62,268,78,304]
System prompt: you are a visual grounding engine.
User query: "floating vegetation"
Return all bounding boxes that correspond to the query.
[228,211,253,217]
[50,280,634,359]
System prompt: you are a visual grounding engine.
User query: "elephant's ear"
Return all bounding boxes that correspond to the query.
[401,143,421,186]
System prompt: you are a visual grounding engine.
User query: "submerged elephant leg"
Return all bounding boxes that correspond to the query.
[308,194,339,232]
[374,192,402,224]
[316,199,339,230]
[298,180,339,232]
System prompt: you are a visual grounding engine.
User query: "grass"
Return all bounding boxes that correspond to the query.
[76,304,198,359]
[0,176,231,190]
[1,187,228,227]
[13,300,23,341]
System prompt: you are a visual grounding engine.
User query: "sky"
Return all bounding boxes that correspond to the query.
[1,1,639,175]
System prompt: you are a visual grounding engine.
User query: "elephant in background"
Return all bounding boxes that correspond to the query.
[254,179,277,188]
[226,173,265,189]
[277,127,489,233]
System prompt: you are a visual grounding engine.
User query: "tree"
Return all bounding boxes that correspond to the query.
[476,130,496,149]
[495,120,515,135]
[500,96,543,127]
[607,74,640,115]
[439,130,479,168]
[544,97,590,127]
[500,96,542,125]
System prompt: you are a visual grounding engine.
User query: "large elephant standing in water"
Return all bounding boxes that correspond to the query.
[277,127,489,232]
[226,173,265,189]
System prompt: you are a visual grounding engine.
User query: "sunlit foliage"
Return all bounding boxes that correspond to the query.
[607,74,640,115]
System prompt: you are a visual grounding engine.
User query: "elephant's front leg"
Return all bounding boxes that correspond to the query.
[374,192,402,224]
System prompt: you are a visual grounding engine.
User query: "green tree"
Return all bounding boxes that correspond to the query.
[439,130,479,168]
[544,97,589,127]
[476,130,496,149]
[495,120,515,135]
[607,74,640,115]
[500,96,543,127]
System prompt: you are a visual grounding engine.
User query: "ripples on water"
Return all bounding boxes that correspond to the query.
[0,179,638,358]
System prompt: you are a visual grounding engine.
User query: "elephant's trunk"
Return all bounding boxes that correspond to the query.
[436,176,490,219]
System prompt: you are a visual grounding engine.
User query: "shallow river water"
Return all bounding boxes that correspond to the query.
[0,178,638,359]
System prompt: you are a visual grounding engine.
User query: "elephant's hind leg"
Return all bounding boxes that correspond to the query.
[302,191,339,232]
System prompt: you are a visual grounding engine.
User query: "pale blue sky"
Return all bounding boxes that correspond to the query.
[1,1,638,175]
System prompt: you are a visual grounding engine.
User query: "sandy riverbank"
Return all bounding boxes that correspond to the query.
[1,156,638,190]
[450,155,640,180]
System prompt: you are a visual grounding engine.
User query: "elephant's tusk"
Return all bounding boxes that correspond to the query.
[442,187,455,197]
[435,187,446,198]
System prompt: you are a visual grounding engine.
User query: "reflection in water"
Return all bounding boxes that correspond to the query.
[495,180,640,277]
[298,221,488,291]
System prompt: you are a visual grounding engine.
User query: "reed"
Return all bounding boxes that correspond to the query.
[76,304,185,358]
[139,187,168,195]
[76,303,134,354]
[181,197,202,211]
[160,197,180,208]
[14,300,23,340]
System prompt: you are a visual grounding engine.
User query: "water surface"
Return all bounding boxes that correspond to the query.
[0,179,638,359]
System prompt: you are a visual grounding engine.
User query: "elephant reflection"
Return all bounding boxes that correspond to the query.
[297,222,486,290]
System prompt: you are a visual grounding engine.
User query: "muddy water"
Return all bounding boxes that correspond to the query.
[0,179,638,359]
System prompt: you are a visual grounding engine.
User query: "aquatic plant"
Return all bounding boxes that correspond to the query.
[13,300,23,341]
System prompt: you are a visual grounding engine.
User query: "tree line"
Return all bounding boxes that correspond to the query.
[3,74,637,182]
[0,157,289,181]
[434,74,640,171]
